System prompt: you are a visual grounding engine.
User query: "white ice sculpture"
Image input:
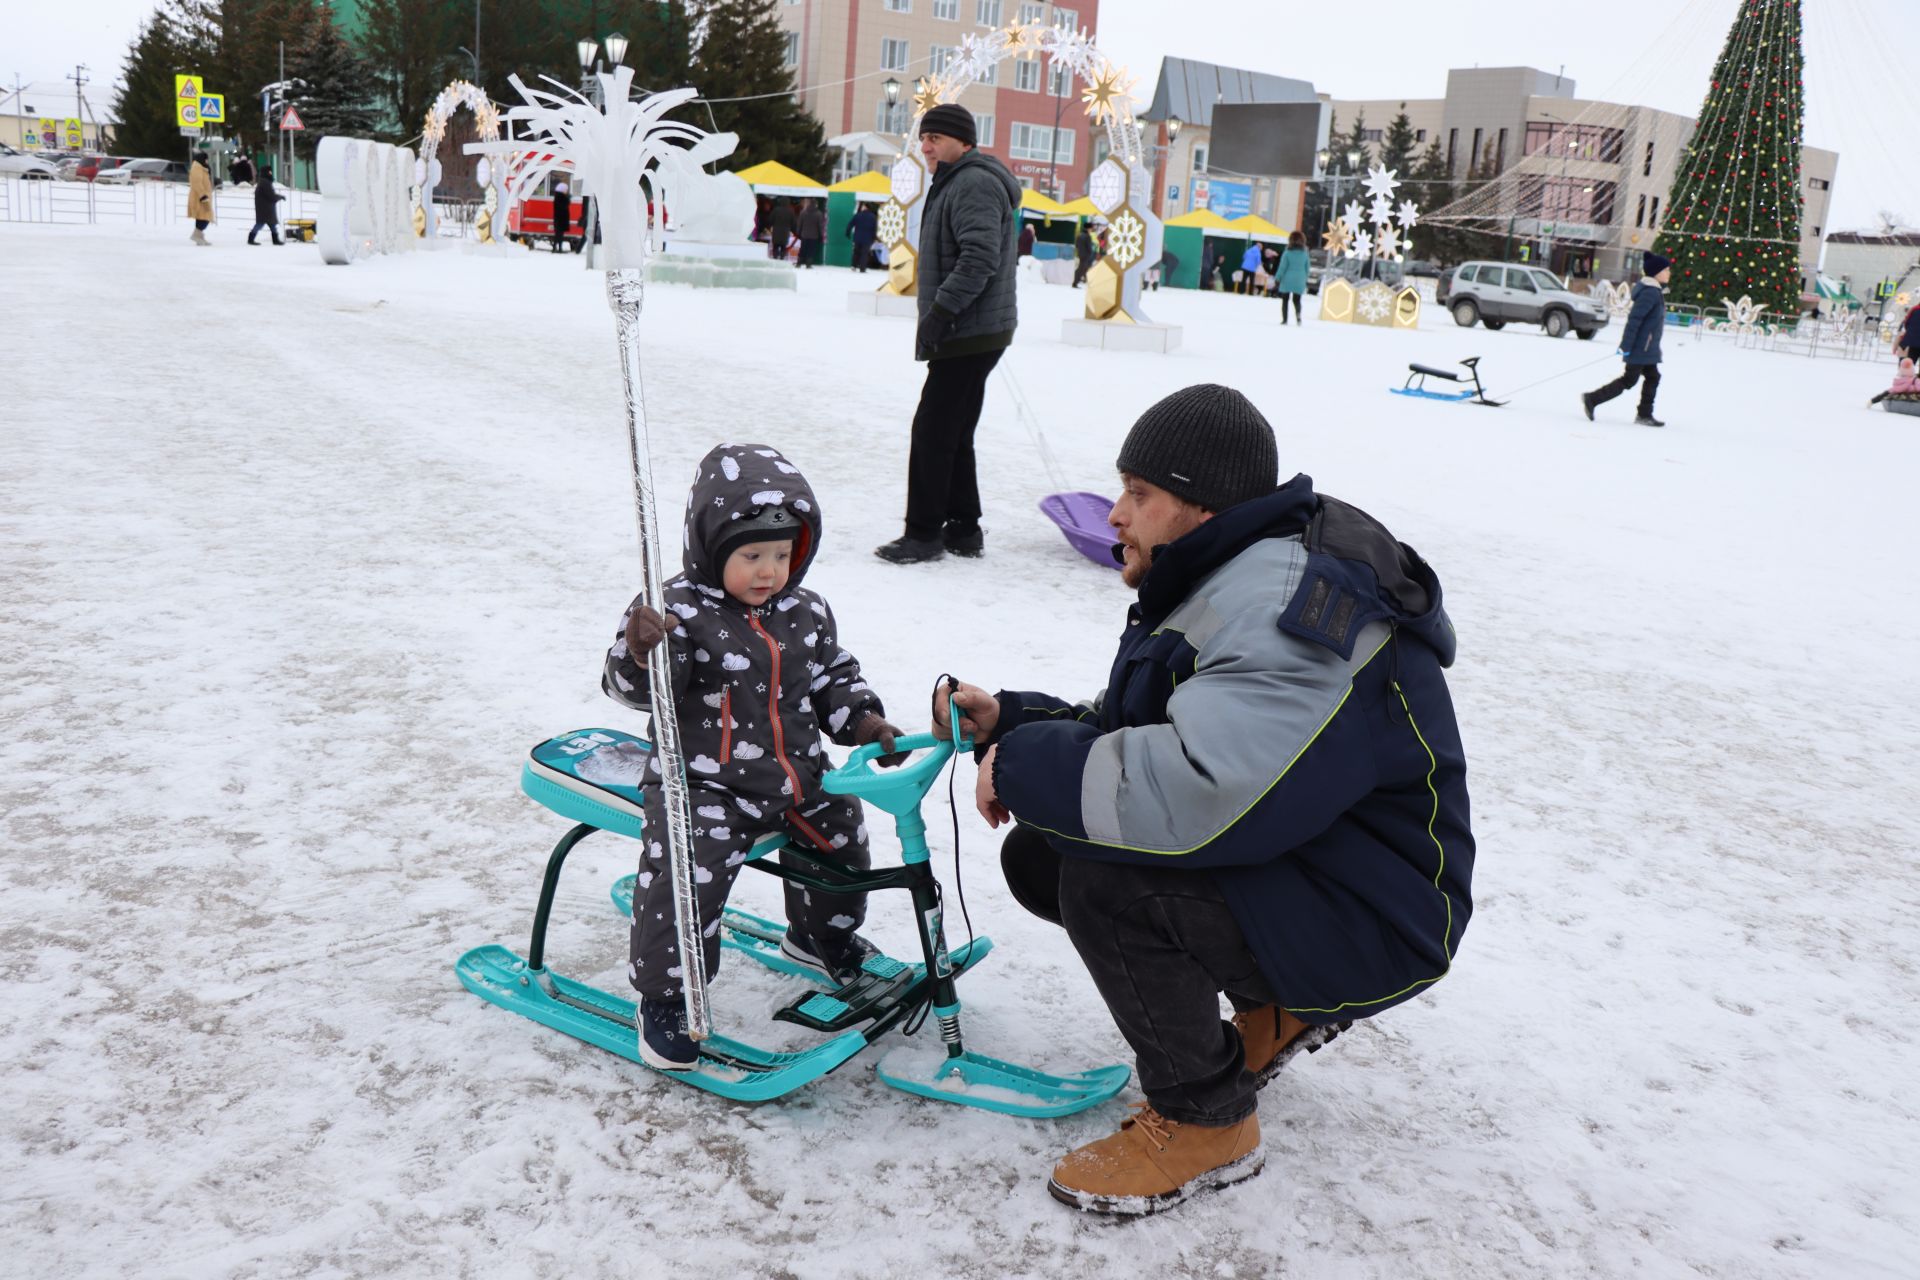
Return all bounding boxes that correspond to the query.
[317,135,417,265]
[464,68,738,271]
[662,158,755,246]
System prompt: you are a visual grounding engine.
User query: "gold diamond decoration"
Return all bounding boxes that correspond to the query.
[1081,65,1134,126]
[886,243,919,297]
[1084,257,1122,320]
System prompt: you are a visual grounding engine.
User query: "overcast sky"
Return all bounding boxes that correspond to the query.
[7,0,1914,231]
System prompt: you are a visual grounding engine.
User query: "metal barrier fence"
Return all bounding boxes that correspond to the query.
[0,177,322,227]
[1675,303,1897,363]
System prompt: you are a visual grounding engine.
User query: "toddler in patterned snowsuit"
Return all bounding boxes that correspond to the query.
[603,442,902,1068]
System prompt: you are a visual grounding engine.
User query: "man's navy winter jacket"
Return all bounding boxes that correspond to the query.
[988,477,1474,1023]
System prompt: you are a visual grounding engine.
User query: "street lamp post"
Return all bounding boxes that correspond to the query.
[883,76,901,134]
[573,35,627,264]
[1316,146,1363,247]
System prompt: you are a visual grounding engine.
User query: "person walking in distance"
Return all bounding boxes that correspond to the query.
[848,201,879,273]
[247,164,285,245]
[797,198,826,268]
[769,198,796,263]
[552,175,573,253]
[1072,221,1096,288]
[874,103,1021,565]
[1274,231,1310,324]
[187,152,215,246]
[1583,251,1672,427]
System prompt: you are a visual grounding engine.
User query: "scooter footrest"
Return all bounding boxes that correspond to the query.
[774,966,920,1032]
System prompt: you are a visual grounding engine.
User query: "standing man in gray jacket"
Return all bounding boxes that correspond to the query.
[875,103,1022,564]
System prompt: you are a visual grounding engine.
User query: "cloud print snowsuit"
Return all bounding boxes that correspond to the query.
[603,444,887,1000]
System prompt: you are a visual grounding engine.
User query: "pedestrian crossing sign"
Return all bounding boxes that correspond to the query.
[198,94,225,123]
[175,74,201,100]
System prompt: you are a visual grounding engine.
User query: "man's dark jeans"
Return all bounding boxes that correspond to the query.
[904,348,1001,539]
[1000,823,1272,1125]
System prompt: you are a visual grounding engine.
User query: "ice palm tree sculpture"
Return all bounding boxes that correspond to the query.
[468,68,738,1041]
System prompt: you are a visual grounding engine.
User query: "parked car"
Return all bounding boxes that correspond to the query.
[96,158,190,185]
[57,154,124,182]
[1442,261,1610,339]
[0,142,58,179]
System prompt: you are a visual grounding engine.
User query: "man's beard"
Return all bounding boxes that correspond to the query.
[1119,538,1150,588]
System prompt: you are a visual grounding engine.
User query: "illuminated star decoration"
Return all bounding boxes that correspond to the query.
[1361,164,1400,201]
[1369,194,1396,228]
[1321,222,1351,254]
[911,76,948,118]
[1396,199,1420,229]
[1339,200,1366,239]
[957,33,996,80]
[1000,19,1038,54]
[1080,65,1134,125]
[1047,26,1096,77]
[1373,225,1400,261]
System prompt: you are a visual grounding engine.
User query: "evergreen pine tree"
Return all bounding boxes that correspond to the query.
[1654,0,1806,313]
[1341,110,1373,174]
[686,0,827,177]
[113,8,194,160]
[287,4,380,157]
[214,0,324,159]
[1408,137,1455,265]
[358,0,461,141]
[1380,105,1418,180]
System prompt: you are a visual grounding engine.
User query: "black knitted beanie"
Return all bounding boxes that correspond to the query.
[1114,384,1279,512]
[919,103,977,147]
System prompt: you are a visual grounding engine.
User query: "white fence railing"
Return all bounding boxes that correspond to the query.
[0,177,323,227]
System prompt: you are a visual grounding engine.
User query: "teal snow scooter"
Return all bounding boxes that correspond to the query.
[456,697,1131,1118]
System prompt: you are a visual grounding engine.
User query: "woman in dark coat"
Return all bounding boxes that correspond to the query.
[248,165,285,245]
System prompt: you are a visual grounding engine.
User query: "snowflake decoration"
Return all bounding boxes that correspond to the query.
[876,200,907,246]
[1045,26,1097,77]
[1361,165,1400,201]
[1106,209,1146,270]
[1358,282,1394,322]
[1081,65,1134,126]
[957,33,997,80]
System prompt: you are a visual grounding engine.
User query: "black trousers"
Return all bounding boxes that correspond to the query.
[1279,292,1303,322]
[1590,362,1662,415]
[853,238,874,272]
[904,348,1001,539]
[1071,257,1092,286]
[1000,824,1273,1125]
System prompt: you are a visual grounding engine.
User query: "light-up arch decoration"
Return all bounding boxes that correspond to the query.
[414,79,509,244]
[879,19,1162,325]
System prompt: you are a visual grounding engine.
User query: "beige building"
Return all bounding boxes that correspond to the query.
[1,82,117,152]
[1312,66,1839,284]
[778,0,1102,199]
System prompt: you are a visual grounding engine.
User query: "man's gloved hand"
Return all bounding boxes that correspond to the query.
[853,711,910,767]
[917,305,955,357]
[624,604,668,658]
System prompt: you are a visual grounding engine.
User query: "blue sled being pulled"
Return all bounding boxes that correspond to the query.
[1390,357,1506,406]
[456,722,1130,1117]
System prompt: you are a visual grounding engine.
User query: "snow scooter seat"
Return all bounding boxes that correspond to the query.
[520,728,781,859]
[1391,356,1505,406]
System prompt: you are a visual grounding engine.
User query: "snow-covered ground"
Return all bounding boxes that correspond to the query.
[4,222,1917,1278]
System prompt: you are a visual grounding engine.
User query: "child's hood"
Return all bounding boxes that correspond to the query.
[681,443,823,592]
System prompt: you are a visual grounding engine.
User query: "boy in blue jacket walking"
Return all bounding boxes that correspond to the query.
[935,385,1475,1216]
[1584,251,1673,427]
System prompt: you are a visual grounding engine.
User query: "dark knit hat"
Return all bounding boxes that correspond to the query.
[1115,384,1279,513]
[919,104,977,147]
[1644,250,1672,276]
[712,503,803,568]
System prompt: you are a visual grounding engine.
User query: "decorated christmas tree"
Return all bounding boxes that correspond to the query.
[1655,0,1806,314]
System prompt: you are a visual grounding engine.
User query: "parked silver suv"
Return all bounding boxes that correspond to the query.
[1441,261,1610,339]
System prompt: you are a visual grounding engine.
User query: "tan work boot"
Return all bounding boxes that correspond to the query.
[1047,1103,1263,1216]
[1233,1005,1352,1088]
[190,229,209,246]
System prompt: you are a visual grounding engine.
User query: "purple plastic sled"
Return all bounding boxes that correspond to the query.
[1039,491,1121,570]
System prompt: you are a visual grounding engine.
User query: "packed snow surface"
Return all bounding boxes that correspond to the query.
[4,223,1917,1278]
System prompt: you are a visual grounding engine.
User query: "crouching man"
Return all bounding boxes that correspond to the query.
[935,384,1476,1216]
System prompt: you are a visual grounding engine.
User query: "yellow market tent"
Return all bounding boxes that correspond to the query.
[1164,209,1233,230]
[827,170,891,200]
[1057,196,1101,219]
[734,160,828,196]
[1226,214,1289,243]
[1020,188,1070,217]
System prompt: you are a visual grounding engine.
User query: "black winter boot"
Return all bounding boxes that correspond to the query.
[942,523,985,558]
[874,534,946,564]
